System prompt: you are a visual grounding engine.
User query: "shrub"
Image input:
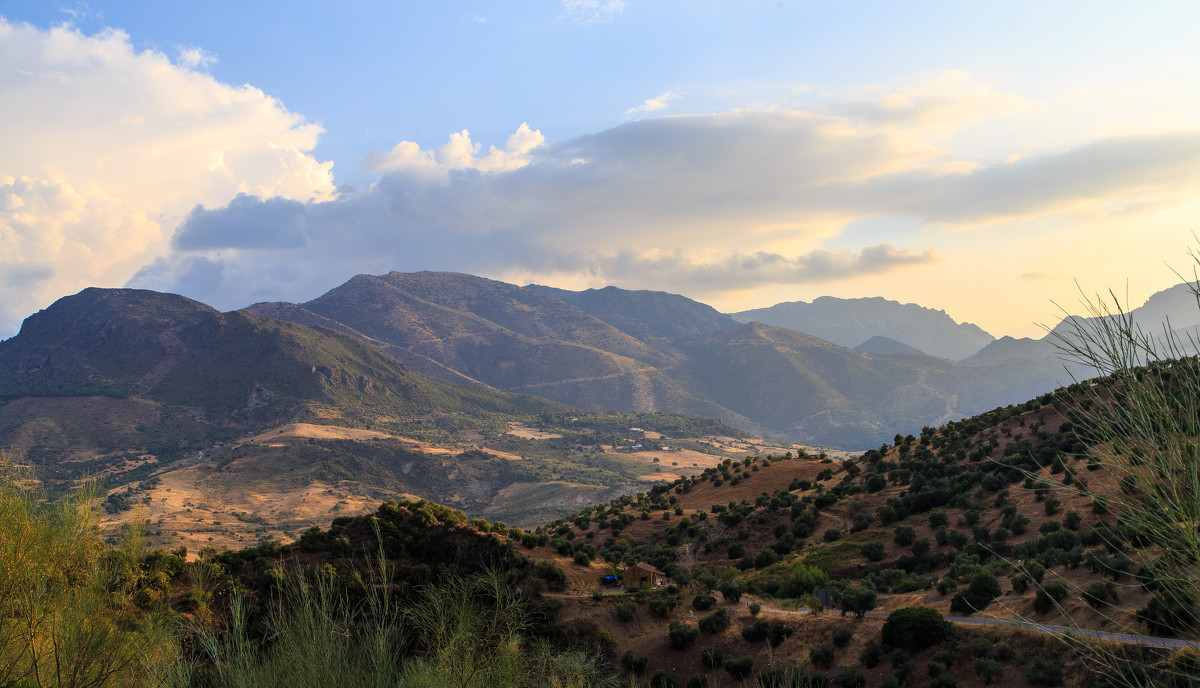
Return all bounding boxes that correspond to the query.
[753,548,778,568]
[928,510,948,528]
[861,541,885,562]
[698,609,731,634]
[949,571,1001,614]
[974,657,1004,684]
[748,601,761,616]
[701,646,724,668]
[725,657,754,680]
[669,620,699,650]
[650,670,677,688]
[1138,592,1199,636]
[832,626,853,647]
[893,525,916,547]
[809,643,835,669]
[859,641,882,668]
[622,650,648,674]
[741,620,769,643]
[1082,580,1118,608]
[718,580,744,603]
[838,668,866,688]
[1033,581,1069,614]
[1025,656,1063,686]
[840,586,877,618]
[692,594,716,610]
[615,601,637,622]
[881,607,953,651]
[536,560,566,587]
[649,595,679,618]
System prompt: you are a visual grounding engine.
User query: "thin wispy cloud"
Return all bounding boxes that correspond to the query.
[562,0,625,24]
[627,91,680,115]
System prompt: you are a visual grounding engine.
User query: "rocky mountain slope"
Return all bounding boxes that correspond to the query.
[732,296,996,361]
[250,272,1081,447]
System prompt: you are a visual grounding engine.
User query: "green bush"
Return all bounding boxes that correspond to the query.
[698,609,731,634]
[809,643,835,669]
[616,601,637,622]
[650,670,677,688]
[859,641,882,668]
[701,646,724,668]
[1025,656,1063,686]
[669,620,699,650]
[1033,581,1069,614]
[949,571,1001,614]
[881,607,953,651]
[832,626,853,647]
[725,657,754,680]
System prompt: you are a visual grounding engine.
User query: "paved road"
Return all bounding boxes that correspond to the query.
[743,599,1200,650]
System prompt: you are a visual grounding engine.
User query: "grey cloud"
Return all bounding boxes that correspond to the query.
[4,263,55,289]
[854,131,1200,223]
[173,193,310,250]
[145,113,1200,311]
[578,244,938,293]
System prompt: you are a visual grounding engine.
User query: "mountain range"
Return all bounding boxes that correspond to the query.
[8,274,1197,456]
[245,271,1116,448]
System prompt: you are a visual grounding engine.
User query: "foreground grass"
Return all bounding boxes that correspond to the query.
[0,462,617,688]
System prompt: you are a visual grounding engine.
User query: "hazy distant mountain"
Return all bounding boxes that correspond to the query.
[1045,281,1200,353]
[247,271,1102,447]
[247,272,741,422]
[732,296,995,361]
[524,284,736,341]
[853,336,927,356]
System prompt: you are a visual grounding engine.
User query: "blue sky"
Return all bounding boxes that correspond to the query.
[2,1,1199,340]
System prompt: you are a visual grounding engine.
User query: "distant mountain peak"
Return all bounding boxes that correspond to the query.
[731,295,994,361]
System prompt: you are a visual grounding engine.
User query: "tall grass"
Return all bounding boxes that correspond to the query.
[182,557,617,688]
[1035,251,1200,685]
[0,458,179,688]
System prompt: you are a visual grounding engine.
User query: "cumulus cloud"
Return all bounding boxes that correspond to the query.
[363,123,545,175]
[138,82,1200,315]
[562,0,625,24]
[0,18,333,335]
[627,91,680,115]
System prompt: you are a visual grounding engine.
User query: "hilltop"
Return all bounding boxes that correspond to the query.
[732,296,996,361]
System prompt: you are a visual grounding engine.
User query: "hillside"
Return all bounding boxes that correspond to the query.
[0,287,756,549]
[732,295,996,361]
[501,365,1198,686]
[155,363,1195,688]
[524,283,737,341]
[251,272,1081,449]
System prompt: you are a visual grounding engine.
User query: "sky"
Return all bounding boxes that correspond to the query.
[2,1,1200,341]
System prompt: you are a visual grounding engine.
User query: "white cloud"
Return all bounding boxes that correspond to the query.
[363,123,545,176]
[176,46,216,69]
[0,18,334,335]
[139,73,1200,317]
[626,91,680,116]
[562,0,625,24]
